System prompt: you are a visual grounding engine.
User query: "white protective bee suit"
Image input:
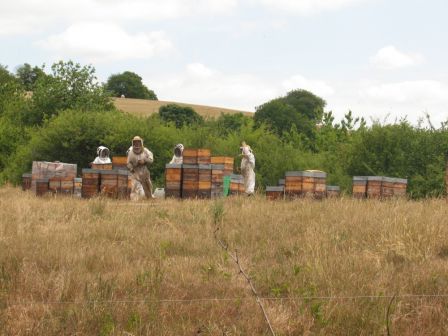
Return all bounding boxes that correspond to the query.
[169,144,184,164]
[127,136,154,200]
[240,145,255,195]
[93,146,112,164]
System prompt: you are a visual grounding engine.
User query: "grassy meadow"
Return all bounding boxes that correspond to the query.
[1,186,448,335]
[112,97,253,119]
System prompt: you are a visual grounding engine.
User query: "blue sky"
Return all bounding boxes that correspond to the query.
[1,0,447,125]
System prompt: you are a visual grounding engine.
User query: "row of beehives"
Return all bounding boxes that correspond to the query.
[165,148,235,199]
[22,158,131,198]
[265,171,339,200]
[352,176,407,198]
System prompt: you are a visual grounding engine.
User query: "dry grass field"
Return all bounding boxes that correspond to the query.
[112,98,253,119]
[1,186,448,335]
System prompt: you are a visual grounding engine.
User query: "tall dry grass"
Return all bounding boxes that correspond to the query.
[0,185,447,335]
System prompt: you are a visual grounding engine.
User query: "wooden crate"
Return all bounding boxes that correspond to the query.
[22,173,32,191]
[112,156,127,169]
[266,186,284,200]
[302,172,315,197]
[381,177,395,198]
[165,164,182,198]
[197,149,211,165]
[100,170,118,198]
[393,178,407,198]
[367,176,383,199]
[352,176,367,199]
[183,149,198,165]
[313,171,327,199]
[285,171,303,198]
[91,163,113,170]
[182,164,199,198]
[326,185,340,198]
[35,178,49,197]
[81,169,100,198]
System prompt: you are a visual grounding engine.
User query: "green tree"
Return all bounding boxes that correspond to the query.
[29,60,113,125]
[159,104,204,128]
[15,63,46,91]
[254,89,326,142]
[105,71,157,100]
[215,112,252,136]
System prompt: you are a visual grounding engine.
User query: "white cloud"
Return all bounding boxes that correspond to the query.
[0,0,238,36]
[370,46,424,70]
[257,0,369,15]
[37,22,173,63]
[282,75,335,97]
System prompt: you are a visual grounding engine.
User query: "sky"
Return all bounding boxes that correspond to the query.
[1,0,447,126]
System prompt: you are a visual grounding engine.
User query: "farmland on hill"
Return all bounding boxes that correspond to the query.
[1,185,448,335]
[112,97,253,118]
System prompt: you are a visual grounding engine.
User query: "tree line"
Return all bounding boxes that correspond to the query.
[0,61,447,198]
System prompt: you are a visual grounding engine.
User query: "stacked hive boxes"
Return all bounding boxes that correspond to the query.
[30,161,77,196]
[352,176,407,199]
[165,164,182,198]
[164,149,234,199]
[282,171,328,199]
[81,169,100,198]
[229,174,244,195]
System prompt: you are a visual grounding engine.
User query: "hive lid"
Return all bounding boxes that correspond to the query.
[82,168,100,173]
[326,185,340,191]
[199,164,212,170]
[182,164,199,169]
[353,176,368,181]
[382,177,395,183]
[367,176,384,181]
[165,163,182,169]
[394,178,408,184]
[100,170,118,175]
[313,172,327,178]
[285,171,303,177]
[266,186,284,192]
[302,171,314,178]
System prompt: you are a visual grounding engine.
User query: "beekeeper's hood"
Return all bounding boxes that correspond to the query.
[132,136,144,154]
[174,143,184,157]
[97,146,110,158]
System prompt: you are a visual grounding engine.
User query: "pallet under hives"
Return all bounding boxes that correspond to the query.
[352,176,407,199]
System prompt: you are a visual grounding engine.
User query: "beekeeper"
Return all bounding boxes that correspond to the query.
[169,144,184,164]
[92,146,111,164]
[240,141,255,196]
[127,136,154,200]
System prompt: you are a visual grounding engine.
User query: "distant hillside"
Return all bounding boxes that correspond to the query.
[112,98,253,118]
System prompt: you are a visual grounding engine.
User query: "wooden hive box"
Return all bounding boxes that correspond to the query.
[183,149,198,165]
[312,171,327,199]
[211,156,234,173]
[22,173,32,191]
[112,156,127,169]
[285,171,303,198]
[197,149,211,165]
[100,170,118,198]
[367,176,383,199]
[352,176,367,199]
[198,164,212,199]
[229,174,243,195]
[302,171,315,197]
[35,178,49,197]
[182,164,199,198]
[393,178,407,198]
[326,185,340,198]
[81,169,100,198]
[211,164,224,198]
[165,164,182,199]
[381,177,395,198]
[266,186,284,200]
[74,178,82,198]
[117,170,130,199]
[91,163,113,170]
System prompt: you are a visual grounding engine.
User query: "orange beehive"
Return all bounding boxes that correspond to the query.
[182,164,199,198]
[112,156,127,169]
[100,170,118,198]
[81,169,100,198]
[183,149,198,165]
[352,176,367,199]
[285,171,303,198]
[266,186,284,200]
[165,164,182,198]
[367,176,383,199]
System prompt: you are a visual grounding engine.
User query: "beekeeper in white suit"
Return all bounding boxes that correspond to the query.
[240,141,255,196]
[93,146,112,164]
[127,136,154,200]
[169,144,184,164]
